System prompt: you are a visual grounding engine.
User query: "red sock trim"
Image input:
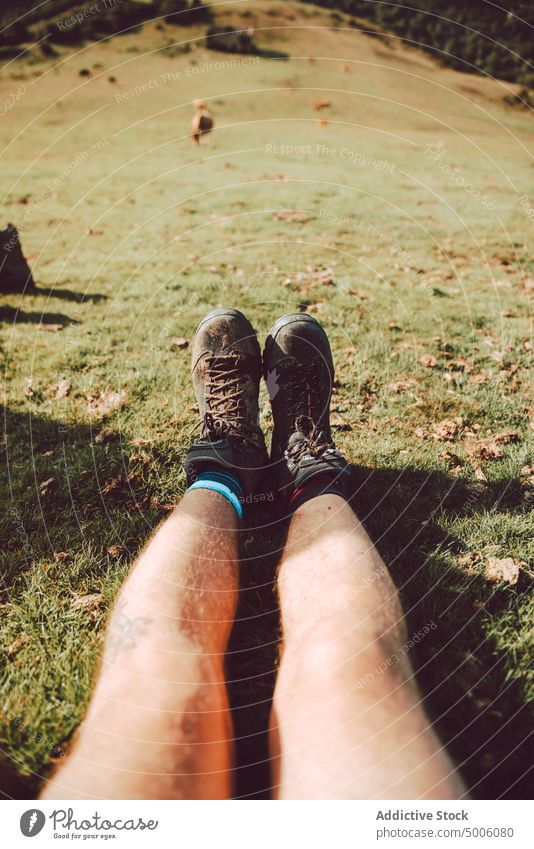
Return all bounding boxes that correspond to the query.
[289,474,343,508]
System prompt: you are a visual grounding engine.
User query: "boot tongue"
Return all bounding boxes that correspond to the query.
[202,412,239,441]
[294,414,314,437]
[287,429,308,453]
[202,412,264,452]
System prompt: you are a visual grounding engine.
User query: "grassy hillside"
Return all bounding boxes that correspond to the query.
[0,0,533,799]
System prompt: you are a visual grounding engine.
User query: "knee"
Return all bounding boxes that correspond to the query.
[281,621,414,694]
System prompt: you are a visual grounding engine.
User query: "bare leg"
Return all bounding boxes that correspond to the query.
[41,489,238,800]
[271,494,465,800]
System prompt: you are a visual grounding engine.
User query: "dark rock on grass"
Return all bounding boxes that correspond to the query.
[0,226,35,294]
[205,25,255,54]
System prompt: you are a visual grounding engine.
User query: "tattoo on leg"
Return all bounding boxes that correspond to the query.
[103,598,151,662]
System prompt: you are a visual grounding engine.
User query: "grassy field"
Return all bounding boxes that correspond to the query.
[0,0,533,799]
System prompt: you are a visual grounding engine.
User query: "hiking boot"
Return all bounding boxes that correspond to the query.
[263,313,350,504]
[184,308,268,496]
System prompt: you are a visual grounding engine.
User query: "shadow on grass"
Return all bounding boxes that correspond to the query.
[32,287,108,304]
[253,48,289,60]
[227,465,532,800]
[0,407,147,799]
[0,408,150,589]
[351,465,532,801]
[0,285,107,326]
[0,757,29,800]
[227,508,285,800]
[0,307,78,327]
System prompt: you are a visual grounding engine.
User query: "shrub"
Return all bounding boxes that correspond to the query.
[155,0,210,25]
[299,0,534,84]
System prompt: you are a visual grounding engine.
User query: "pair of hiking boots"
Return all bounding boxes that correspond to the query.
[185,308,350,510]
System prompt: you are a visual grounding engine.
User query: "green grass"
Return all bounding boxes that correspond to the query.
[0,0,533,799]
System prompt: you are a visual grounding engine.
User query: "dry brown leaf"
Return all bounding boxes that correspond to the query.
[273,209,310,223]
[493,430,520,445]
[39,323,63,332]
[130,438,152,448]
[54,379,71,400]
[39,477,55,495]
[102,475,127,495]
[167,337,189,351]
[414,426,428,439]
[7,634,29,657]
[87,388,127,418]
[131,450,151,465]
[107,544,127,559]
[439,449,463,468]
[331,416,352,431]
[447,358,473,372]
[466,440,504,461]
[53,551,69,562]
[389,377,417,393]
[470,370,489,385]
[420,354,438,368]
[71,593,104,614]
[95,427,120,444]
[458,551,482,574]
[432,417,464,442]
[485,557,521,586]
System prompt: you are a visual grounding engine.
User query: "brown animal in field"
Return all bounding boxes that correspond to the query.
[191,100,213,145]
[314,99,331,111]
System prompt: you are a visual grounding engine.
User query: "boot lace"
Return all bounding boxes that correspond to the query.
[286,415,333,463]
[202,353,254,441]
[279,358,324,426]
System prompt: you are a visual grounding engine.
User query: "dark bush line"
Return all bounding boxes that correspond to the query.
[0,1,209,48]
[0,0,74,43]
[301,0,534,86]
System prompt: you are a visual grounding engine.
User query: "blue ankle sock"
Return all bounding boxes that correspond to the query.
[187,470,244,519]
